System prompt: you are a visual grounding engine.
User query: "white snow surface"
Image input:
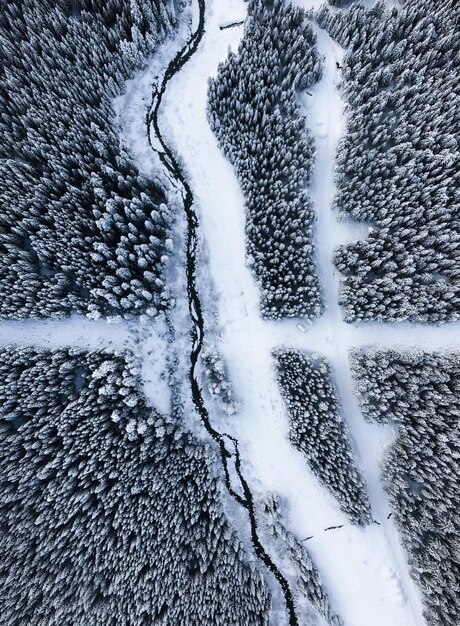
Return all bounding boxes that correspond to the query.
[158,0,459,624]
[112,5,194,181]
[0,0,453,625]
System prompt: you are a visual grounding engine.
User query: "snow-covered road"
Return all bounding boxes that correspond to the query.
[299,21,426,626]
[0,316,134,352]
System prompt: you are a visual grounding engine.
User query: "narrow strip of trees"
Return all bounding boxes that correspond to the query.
[274,348,371,526]
[263,493,343,626]
[201,345,240,415]
[208,0,323,320]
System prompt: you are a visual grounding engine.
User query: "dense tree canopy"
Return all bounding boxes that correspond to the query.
[0,0,178,319]
[0,346,270,625]
[274,348,371,526]
[318,0,460,322]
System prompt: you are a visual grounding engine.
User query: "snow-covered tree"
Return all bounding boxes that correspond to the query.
[274,348,371,526]
[0,0,179,319]
[318,0,460,323]
[262,492,343,626]
[201,345,240,415]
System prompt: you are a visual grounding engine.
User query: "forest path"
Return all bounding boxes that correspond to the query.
[0,317,134,352]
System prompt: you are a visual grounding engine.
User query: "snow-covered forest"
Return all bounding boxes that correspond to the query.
[319,0,460,323]
[0,347,269,625]
[353,350,460,626]
[208,0,323,319]
[0,0,458,625]
[274,348,372,526]
[0,0,176,319]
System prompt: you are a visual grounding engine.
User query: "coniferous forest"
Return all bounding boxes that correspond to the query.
[208,0,323,320]
[274,349,371,526]
[0,1,272,623]
[0,0,176,319]
[353,351,460,626]
[0,0,459,624]
[0,347,269,625]
[318,0,460,322]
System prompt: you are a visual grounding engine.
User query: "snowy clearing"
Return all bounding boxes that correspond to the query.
[0,316,134,353]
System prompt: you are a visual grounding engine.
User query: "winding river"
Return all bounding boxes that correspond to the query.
[146,2,298,625]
